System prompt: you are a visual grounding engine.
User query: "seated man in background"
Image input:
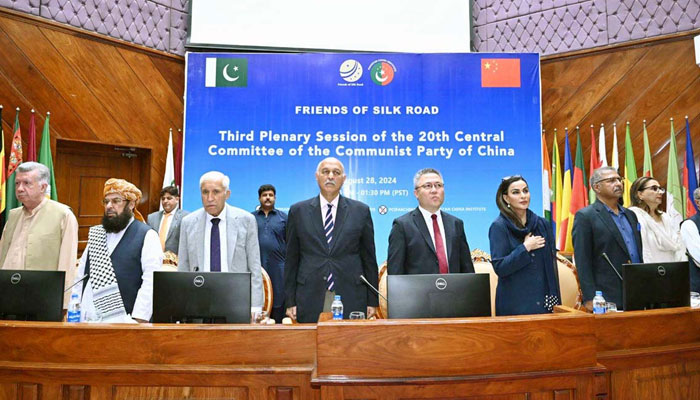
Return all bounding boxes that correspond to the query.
[178,171,264,312]
[0,162,78,308]
[147,185,188,255]
[74,178,162,323]
[680,187,700,293]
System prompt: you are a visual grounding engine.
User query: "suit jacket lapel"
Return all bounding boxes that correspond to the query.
[329,196,348,252]
[412,208,436,254]
[441,213,455,262]
[196,211,206,269]
[227,206,239,268]
[593,202,631,259]
[165,209,182,242]
[308,197,327,246]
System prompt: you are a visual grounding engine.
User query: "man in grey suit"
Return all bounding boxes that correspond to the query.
[147,186,188,255]
[285,157,379,323]
[178,171,263,310]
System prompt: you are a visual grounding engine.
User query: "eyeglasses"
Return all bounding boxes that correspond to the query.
[596,176,622,184]
[416,182,444,190]
[102,198,127,206]
[501,175,523,182]
[318,169,343,176]
[641,185,666,194]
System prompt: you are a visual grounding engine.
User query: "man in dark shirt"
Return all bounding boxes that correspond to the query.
[252,184,287,322]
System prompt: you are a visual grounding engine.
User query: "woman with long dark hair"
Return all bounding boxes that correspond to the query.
[628,176,685,262]
[488,175,560,315]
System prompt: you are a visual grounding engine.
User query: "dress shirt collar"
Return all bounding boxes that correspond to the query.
[163,205,178,216]
[206,204,227,223]
[418,206,442,220]
[255,207,278,216]
[319,194,339,210]
[602,202,625,216]
[22,197,48,217]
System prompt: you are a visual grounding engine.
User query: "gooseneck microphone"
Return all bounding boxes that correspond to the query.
[64,273,90,292]
[359,275,388,303]
[601,252,623,281]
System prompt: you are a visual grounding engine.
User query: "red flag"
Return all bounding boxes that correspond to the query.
[27,109,37,162]
[588,125,601,204]
[481,59,521,88]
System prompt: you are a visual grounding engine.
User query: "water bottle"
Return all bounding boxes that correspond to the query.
[67,293,81,322]
[331,295,344,320]
[592,291,606,314]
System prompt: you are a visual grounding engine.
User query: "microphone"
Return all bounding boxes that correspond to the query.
[359,275,388,303]
[64,273,89,292]
[601,252,623,281]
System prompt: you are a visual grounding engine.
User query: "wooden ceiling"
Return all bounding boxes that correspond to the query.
[542,32,700,186]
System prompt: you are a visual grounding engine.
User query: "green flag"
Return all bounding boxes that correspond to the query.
[38,112,57,201]
[666,118,683,224]
[623,122,637,207]
[642,120,653,177]
[205,58,248,88]
[6,109,23,211]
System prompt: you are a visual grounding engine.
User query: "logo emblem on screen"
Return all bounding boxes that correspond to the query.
[10,273,21,285]
[657,266,666,276]
[193,275,205,287]
[435,277,447,290]
[339,59,363,83]
[369,59,396,86]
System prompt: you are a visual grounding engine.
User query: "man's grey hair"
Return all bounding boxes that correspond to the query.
[413,168,443,189]
[694,187,700,201]
[17,162,50,185]
[200,171,230,190]
[590,166,618,188]
[316,157,345,174]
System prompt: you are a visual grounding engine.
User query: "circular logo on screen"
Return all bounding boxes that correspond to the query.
[10,273,21,285]
[657,266,666,276]
[193,275,205,287]
[369,59,396,86]
[339,59,363,83]
[435,277,447,290]
[378,205,388,215]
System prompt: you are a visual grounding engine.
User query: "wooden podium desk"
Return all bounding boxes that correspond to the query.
[593,307,700,400]
[0,308,696,400]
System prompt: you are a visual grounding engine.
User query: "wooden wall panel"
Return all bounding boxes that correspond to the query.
[543,33,700,187]
[0,8,183,213]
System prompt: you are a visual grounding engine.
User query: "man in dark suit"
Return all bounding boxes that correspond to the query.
[285,157,379,323]
[572,166,643,310]
[388,168,475,275]
[147,186,188,255]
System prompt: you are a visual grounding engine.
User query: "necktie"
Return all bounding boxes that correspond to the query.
[210,217,221,272]
[431,214,448,274]
[324,204,334,247]
[158,212,171,250]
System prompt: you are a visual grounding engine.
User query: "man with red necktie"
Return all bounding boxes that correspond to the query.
[388,168,475,276]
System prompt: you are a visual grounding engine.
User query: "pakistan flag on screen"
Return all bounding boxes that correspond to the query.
[205,58,248,87]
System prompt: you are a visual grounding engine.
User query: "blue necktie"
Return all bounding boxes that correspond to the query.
[210,217,221,272]
[324,204,334,247]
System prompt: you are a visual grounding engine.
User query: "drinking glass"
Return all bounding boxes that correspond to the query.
[349,311,365,320]
[605,302,617,313]
[690,292,700,308]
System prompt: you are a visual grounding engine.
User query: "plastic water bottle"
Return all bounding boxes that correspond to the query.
[592,291,606,314]
[67,293,81,322]
[331,295,344,320]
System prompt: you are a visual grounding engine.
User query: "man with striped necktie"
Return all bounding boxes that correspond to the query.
[285,157,379,323]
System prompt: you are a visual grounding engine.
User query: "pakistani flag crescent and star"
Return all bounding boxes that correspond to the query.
[205,58,248,87]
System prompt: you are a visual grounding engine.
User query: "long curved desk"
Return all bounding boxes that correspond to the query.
[0,307,697,399]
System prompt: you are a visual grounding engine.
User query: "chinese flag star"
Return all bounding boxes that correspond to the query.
[481,58,521,88]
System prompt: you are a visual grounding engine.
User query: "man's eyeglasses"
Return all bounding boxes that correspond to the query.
[595,176,622,185]
[641,185,666,194]
[416,182,444,190]
[102,198,127,206]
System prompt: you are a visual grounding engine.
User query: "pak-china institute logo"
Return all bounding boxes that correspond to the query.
[369,59,396,86]
[205,58,248,87]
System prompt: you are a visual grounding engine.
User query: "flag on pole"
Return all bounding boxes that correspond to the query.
[174,129,183,190]
[611,123,619,170]
[642,119,653,177]
[38,112,57,200]
[542,131,552,222]
[162,128,175,188]
[598,123,608,167]
[565,129,588,252]
[27,109,36,162]
[589,124,601,204]
[667,118,684,227]
[623,122,638,207]
[6,108,23,212]
[0,106,6,227]
[683,116,698,217]
[558,128,573,252]
[552,129,563,242]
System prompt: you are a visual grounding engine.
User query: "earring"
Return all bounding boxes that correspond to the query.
[506,203,511,208]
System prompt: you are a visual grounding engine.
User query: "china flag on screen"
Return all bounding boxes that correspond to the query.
[481,59,521,88]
